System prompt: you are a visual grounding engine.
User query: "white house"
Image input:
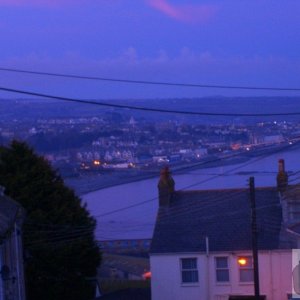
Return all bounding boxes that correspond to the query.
[150,161,299,300]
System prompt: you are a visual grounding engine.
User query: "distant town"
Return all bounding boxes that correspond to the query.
[2,98,300,300]
[1,99,300,193]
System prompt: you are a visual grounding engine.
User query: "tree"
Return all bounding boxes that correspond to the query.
[0,141,101,300]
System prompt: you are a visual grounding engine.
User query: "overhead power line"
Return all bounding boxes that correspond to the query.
[0,67,300,91]
[1,85,300,117]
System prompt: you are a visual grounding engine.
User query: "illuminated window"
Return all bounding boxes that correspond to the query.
[238,256,254,282]
[181,258,198,283]
[215,257,229,282]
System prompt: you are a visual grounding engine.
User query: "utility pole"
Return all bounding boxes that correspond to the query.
[249,176,260,300]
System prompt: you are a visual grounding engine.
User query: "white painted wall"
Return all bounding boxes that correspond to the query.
[150,250,292,300]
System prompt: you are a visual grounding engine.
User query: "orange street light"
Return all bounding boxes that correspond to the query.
[238,257,247,266]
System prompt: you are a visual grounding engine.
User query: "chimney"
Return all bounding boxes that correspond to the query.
[277,159,288,192]
[158,166,175,206]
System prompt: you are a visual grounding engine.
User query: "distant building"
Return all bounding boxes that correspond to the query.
[150,163,298,300]
[152,156,169,164]
[98,239,151,254]
[194,148,208,158]
[0,189,26,300]
[263,135,284,144]
[129,117,137,127]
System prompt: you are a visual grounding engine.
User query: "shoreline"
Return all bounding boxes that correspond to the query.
[64,142,300,196]
[65,155,245,195]
[65,147,282,196]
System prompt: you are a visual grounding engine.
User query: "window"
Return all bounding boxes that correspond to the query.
[215,257,229,282]
[181,258,198,283]
[292,262,300,295]
[238,256,254,282]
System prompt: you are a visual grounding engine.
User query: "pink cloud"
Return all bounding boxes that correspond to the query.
[147,0,218,23]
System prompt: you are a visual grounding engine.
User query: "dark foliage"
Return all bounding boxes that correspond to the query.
[0,141,101,300]
[27,129,124,152]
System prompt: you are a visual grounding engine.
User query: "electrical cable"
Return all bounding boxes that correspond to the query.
[1,85,300,116]
[1,67,300,91]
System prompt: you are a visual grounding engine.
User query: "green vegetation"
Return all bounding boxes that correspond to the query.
[0,141,101,300]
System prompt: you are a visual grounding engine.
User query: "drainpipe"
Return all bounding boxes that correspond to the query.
[206,236,210,300]
[269,251,274,299]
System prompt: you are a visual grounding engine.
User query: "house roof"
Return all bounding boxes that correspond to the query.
[0,193,23,237]
[150,187,286,254]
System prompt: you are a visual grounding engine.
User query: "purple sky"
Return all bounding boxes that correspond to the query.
[0,0,300,99]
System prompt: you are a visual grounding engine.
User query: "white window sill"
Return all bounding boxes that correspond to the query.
[181,282,199,287]
[215,282,231,286]
[239,281,254,285]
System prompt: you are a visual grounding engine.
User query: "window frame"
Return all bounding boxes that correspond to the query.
[180,257,199,284]
[238,256,254,283]
[215,256,230,283]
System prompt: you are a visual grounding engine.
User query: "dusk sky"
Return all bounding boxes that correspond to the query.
[0,0,300,99]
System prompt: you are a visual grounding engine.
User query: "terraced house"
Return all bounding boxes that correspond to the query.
[150,162,299,300]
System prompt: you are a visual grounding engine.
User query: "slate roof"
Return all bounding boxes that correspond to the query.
[151,187,285,254]
[0,193,23,237]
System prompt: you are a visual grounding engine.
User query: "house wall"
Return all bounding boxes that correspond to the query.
[1,224,26,300]
[150,250,292,300]
[151,254,207,300]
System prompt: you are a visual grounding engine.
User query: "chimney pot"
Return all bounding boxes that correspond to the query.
[158,166,175,206]
[277,159,288,192]
[278,159,285,172]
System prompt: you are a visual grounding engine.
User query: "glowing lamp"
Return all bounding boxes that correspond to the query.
[142,271,151,280]
[238,258,247,266]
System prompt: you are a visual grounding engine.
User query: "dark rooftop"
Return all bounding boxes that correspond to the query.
[0,193,23,237]
[151,187,285,254]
